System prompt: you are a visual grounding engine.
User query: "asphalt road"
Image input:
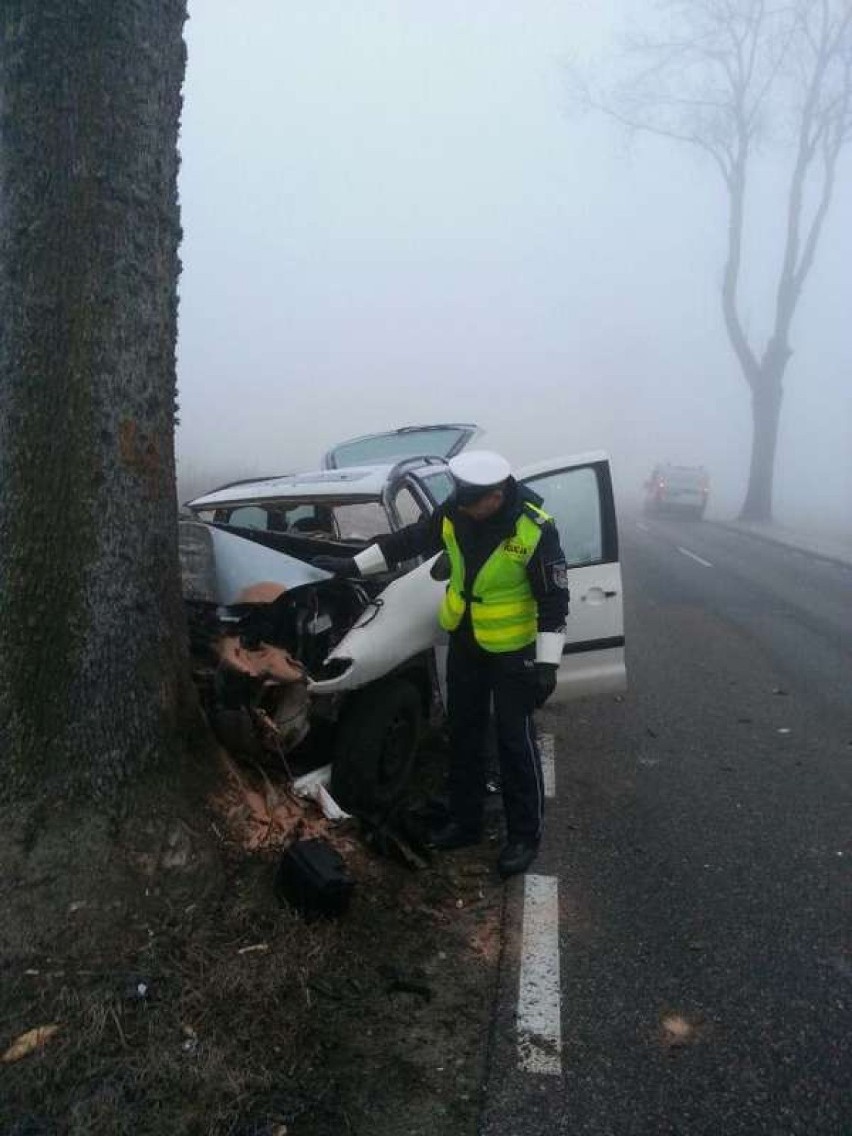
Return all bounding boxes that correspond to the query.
[480,517,852,1136]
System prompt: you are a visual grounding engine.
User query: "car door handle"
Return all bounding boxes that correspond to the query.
[581,588,618,603]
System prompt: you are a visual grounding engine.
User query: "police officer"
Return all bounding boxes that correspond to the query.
[314,451,569,879]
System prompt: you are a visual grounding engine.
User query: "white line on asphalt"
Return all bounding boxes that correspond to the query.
[518,874,562,1076]
[538,733,556,798]
[677,545,713,568]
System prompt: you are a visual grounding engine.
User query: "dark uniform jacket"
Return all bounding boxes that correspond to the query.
[376,477,570,639]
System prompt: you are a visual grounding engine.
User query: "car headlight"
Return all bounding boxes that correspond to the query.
[311,658,354,683]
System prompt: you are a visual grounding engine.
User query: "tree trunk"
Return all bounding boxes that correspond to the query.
[0,1,192,803]
[739,371,785,522]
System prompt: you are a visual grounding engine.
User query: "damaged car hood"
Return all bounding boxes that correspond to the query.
[179,520,332,607]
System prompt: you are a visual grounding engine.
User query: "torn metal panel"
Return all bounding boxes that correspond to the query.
[216,636,305,685]
[291,768,352,821]
[179,519,331,606]
[291,764,333,796]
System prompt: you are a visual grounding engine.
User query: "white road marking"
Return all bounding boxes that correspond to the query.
[518,874,562,1076]
[677,545,713,568]
[538,733,556,798]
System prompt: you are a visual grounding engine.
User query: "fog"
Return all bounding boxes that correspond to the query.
[176,1,851,531]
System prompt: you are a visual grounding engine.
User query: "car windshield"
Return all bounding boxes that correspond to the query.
[199,499,393,543]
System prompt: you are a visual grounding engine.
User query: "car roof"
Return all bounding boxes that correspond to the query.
[654,462,706,471]
[186,458,450,511]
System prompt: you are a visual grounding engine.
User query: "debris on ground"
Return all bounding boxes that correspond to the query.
[274,838,355,920]
[2,1025,61,1064]
[208,751,355,858]
[123,977,152,1003]
[660,1014,693,1046]
[659,1011,709,1051]
[292,766,352,822]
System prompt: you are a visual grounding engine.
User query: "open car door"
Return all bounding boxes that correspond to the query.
[518,452,626,701]
[324,424,480,469]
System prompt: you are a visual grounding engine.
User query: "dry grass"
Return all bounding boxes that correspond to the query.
[1,746,504,1136]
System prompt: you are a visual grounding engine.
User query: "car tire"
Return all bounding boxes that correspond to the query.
[330,678,423,818]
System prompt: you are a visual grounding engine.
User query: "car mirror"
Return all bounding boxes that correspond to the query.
[430,552,451,581]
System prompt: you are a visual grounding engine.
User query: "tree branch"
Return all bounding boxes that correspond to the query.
[793,137,841,295]
[577,89,734,181]
[774,0,850,342]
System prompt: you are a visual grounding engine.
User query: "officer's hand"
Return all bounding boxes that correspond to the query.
[311,555,359,577]
[534,663,558,709]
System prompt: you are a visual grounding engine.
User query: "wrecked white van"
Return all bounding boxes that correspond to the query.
[181,426,626,816]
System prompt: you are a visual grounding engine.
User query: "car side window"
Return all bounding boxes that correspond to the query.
[523,467,604,567]
[285,506,338,536]
[224,504,325,533]
[393,486,426,527]
[421,471,455,505]
[226,505,269,530]
[333,502,392,541]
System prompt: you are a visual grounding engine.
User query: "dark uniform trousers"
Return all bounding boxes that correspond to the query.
[446,635,544,844]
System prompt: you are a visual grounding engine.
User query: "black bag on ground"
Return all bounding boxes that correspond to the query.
[274,838,354,919]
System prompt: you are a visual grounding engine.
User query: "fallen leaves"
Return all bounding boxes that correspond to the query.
[659,1011,710,1051]
[2,1024,61,1064]
[660,1014,693,1046]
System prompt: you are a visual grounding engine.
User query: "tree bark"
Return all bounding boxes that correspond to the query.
[739,369,785,522]
[0,1,193,803]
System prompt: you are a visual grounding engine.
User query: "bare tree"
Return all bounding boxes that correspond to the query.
[575,0,852,520]
[0,0,204,878]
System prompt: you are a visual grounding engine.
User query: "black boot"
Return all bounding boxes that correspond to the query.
[427,819,482,851]
[497,840,539,879]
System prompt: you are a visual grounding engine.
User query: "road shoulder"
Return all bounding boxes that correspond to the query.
[709,518,852,569]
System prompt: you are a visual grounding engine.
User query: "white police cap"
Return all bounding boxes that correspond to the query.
[448,450,512,490]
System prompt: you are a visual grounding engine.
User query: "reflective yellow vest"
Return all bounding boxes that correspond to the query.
[439,504,551,653]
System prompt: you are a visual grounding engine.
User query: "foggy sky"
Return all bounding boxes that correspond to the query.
[176,1,851,528]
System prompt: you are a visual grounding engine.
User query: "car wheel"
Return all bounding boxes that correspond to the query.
[330,678,423,817]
